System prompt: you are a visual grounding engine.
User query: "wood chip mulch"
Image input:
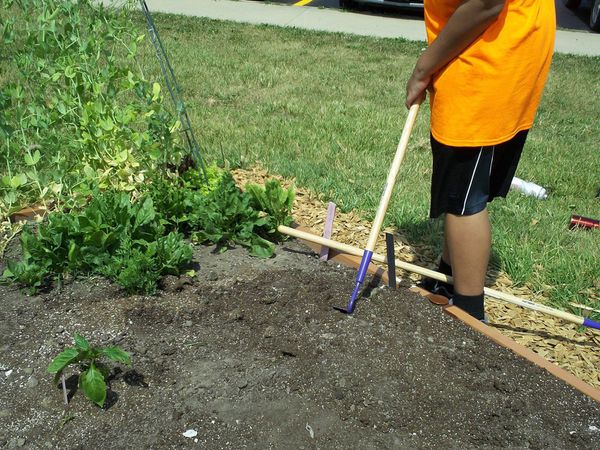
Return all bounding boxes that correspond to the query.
[232,166,600,391]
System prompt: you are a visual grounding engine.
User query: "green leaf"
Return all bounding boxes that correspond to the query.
[73,334,90,352]
[151,82,161,101]
[32,150,41,165]
[249,236,275,258]
[134,197,155,229]
[10,173,27,188]
[100,117,114,131]
[4,190,17,204]
[101,346,131,365]
[24,150,41,166]
[147,147,161,161]
[83,165,95,179]
[79,362,106,407]
[64,66,76,79]
[47,347,80,378]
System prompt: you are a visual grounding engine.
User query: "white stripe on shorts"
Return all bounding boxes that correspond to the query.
[462,147,483,215]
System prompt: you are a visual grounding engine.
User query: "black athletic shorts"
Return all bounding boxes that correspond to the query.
[429,130,529,219]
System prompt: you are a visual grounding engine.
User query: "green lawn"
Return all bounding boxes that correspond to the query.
[134,14,600,313]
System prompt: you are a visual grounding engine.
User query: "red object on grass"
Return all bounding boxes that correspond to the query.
[569,215,599,230]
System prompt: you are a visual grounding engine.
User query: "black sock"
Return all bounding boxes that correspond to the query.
[451,292,485,320]
[438,258,452,276]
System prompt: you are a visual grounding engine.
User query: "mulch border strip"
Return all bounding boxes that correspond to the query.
[293,225,600,405]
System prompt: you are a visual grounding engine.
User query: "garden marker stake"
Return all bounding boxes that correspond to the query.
[336,103,420,314]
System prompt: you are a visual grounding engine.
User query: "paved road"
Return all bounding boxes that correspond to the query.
[138,0,600,55]
[268,0,595,33]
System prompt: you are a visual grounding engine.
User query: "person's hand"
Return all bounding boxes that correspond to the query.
[405,66,430,109]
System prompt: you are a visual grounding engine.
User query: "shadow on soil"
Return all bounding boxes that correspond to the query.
[491,323,599,348]
[57,369,148,410]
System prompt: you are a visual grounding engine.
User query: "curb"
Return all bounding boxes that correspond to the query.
[292,225,600,405]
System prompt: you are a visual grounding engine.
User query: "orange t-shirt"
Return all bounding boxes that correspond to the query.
[425,0,556,147]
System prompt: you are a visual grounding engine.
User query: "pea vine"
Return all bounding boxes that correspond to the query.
[0,0,187,219]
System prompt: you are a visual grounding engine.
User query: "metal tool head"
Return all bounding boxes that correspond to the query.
[335,250,373,314]
[333,282,361,314]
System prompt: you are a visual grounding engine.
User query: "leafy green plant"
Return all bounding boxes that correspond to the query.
[99,231,193,294]
[142,168,289,258]
[191,173,275,257]
[182,164,225,195]
[147,165,225,232]
[104,247,160,295]
[47,334,131,408]
[245,179,295,230]
[2,189,193,294]
[146,171,288,258]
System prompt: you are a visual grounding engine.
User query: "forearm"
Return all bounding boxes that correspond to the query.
[415,0,506,79]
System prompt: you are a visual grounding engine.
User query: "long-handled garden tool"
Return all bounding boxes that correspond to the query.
[336,103,420,314]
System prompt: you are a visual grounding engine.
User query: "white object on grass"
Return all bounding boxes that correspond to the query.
[510,177,548,199]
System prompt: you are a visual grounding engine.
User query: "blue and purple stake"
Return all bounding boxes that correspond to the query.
[335,250,373,314]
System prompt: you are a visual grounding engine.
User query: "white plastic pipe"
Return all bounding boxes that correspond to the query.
[511,177,548,199]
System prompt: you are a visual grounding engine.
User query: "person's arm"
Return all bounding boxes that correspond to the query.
[405,0,506,108]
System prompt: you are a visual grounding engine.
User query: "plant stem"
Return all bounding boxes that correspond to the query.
[61,373,68,407]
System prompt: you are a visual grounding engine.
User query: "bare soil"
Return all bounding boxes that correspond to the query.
[1,239,599,449]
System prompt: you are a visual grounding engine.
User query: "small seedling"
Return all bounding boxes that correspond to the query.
[59,413,75,428]
[47,334,131,408]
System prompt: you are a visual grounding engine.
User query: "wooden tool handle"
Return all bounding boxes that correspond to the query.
[366,103,419,251]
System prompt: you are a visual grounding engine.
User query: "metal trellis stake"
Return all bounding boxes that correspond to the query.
[139,0,208,183]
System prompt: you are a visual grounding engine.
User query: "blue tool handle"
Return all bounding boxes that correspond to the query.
[346,250,374,313]
[355,250,373,284]
[583,318,600,330]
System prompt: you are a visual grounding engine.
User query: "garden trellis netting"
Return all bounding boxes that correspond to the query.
[139,0,208,183]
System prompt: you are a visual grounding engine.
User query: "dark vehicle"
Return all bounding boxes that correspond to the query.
[340,0,424,11]
[564,0,600,31]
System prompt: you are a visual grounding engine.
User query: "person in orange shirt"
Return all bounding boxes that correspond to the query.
[405,0,555,320]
